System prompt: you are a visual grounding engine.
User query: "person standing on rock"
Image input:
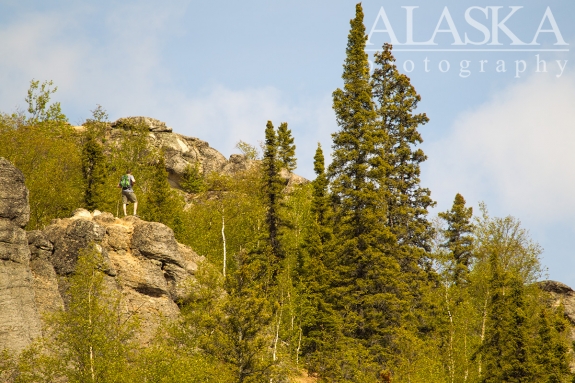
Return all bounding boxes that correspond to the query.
[118,170,138,217]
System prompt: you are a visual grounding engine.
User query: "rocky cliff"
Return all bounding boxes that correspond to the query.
[0,157,203,353]
[0,158,42,352]
[80,116,307,191]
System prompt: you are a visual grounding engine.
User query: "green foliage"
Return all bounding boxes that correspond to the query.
[143,153,183,226]
[263,120,285,263]
[80,117,176,220]
[180,254,278,383]
[181,162,205,193]
[82,108,110,210]
[222,251,277,382]
[371,44,435,351]
[439,193,475,285]
[273,183,313,366]
[0,349,16,382]
[533,304,572,382]
[82,137,107,210]
[326,4,419,379]
[277,122,296,171]
[1,14,573,380]
[299,144,337,361]
[179,168,266,274]
[134,345,223,383]
[25,79,67,125]
[235,140,259,160]
[17,244,138,383]
[0,81,83,229]
[372,44,433,250]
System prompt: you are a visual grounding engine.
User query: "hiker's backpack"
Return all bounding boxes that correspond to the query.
[120,174,131,189]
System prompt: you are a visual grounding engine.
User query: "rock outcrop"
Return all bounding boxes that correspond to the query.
[107,116,230,188]
[539,280,575,324]
[35,210,204,343]
[111,116,173,133]
[0,158,42,352]
[93,116,308,190]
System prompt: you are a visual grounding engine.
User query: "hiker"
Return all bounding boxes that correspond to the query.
[118,170,138,217]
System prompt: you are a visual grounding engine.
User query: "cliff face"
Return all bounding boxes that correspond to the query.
[0,158,42,352]
[0,157,203,352]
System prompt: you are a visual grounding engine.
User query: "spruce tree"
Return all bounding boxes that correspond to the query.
[439,193,475,285]
[181,162,205,194]
[144,153,180,226]
[372,43,434,251]
[299,144,337,368]
[370,41,436,373]
[534,304,572,382]
[82,133,107,211]
[181,249,280,381]
[311,144,331,232]
[328,4,406,378]
[262,121,284,262]
[480,254,534,383]
[277,122,296,172]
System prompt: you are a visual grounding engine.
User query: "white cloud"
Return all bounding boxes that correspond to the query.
[165,86,335,179]
[0,2,336,181]
[425,73,575,227]
[0,1,186,120]
[0,11,85,109]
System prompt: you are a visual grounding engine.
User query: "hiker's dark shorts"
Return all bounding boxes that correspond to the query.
[122,190,137,204]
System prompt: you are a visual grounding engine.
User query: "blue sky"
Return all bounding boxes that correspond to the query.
[1,1,574,285]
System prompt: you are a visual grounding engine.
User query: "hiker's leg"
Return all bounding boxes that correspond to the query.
[133,201,138,216]
[123,204,127,216]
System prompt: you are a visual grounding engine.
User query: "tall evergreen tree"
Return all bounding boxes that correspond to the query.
[479,254,533,383]
[262,121,284,262]
[328,4,407,378]
[299,144,337,368]
[82,105,112,210]
[277,122,296,172]
[82,129,107,210]
[311,144,331,232]
[372,44,434,252]
[370,41,436,375]
[533,304,572,382]
[144,153,181,226]
[439,193,475,285]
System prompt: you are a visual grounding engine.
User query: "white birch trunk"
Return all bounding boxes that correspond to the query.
[221,208,226,277]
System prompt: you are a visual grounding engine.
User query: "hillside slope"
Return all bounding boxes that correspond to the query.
[0,157,203,352]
